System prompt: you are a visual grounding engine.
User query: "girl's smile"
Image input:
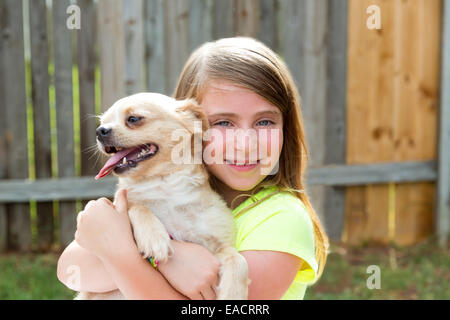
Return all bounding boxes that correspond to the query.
[225,159,260,172]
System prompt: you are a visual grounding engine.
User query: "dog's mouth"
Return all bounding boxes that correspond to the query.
[95,143,159,180]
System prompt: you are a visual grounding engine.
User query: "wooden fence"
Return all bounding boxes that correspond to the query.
[0,0,448,252]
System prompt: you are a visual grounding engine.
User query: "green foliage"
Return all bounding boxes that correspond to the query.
[305,237,450,300]
[0,254,75,300]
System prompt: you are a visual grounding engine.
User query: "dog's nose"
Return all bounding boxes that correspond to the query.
[96,126,112,138]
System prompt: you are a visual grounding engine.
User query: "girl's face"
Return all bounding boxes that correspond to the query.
[201,81,283,191]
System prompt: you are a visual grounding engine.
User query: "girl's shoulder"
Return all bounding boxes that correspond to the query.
[233,186,318,283]
[233,185,312,229]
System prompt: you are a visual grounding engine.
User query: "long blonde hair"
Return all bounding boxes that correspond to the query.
[173,37,329,282]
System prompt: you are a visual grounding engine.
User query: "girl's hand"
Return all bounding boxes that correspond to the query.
[75,189,137,260]
[158,240,221,300]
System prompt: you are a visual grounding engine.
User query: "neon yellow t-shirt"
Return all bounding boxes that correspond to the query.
[232,185,318,300]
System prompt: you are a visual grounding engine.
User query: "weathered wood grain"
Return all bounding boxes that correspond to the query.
[324,0,348,241]
[437,0,450,247]
[78,0,99,177]
[29,0,53,251]
[164,0,190,95]
[213,0,234,39]
[123,0,144,95]
[235,0,260,37]
[189,0,214,52]
[0,0,31,251]
[144,0,166,94]
[53,0,77,247]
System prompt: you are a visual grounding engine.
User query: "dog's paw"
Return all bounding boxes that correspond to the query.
[216,281,248,300]
[137,230,173,262]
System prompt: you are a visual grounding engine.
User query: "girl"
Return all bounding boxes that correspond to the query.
[57,37,329,300]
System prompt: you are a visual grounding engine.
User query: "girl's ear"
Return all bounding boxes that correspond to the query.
[175,99,210,134]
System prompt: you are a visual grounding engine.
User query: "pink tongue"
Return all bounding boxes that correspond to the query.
[95,147,138,180]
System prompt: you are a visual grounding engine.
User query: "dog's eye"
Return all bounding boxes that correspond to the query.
[127,116,143,124]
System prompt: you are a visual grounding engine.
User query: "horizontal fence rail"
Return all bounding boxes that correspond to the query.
[0,161,438,203]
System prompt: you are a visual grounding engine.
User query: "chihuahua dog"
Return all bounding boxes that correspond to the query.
[75,93,249,300]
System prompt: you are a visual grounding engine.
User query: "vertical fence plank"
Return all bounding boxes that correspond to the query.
[345,0,393,245]
[437,0,450,248]
[165,0,190,95]
[53,0,77,247]
[393,0,439,245]
[324,0,348,242]
[279,0,329,225]
[235,0,260,37]
[29,0,53,251]
[77,0,98,178]
[98,0,125,111]
[301,0,329,231]
[0,0,31,251]
[213,0,234,39]
[278,0,305,87]
[259,0,277,50]
[123,0,144,95]
[144,0,166,94]
[189,0,213,52]
[0,6,7,251]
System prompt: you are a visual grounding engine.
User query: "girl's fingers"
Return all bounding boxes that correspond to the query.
[189,292,204,300]
[114,189,128,214]
[201,286,217,300]
[76,211,83,225]
[215,277,220,288]
[84,200,96,211]
[113,189,122,206]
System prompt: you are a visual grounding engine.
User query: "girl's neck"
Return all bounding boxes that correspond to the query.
[214,179,257,210]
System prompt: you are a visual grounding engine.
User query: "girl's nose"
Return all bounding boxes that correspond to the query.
[232,128,259,158]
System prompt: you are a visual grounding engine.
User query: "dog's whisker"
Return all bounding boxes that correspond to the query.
[82,144,100,153]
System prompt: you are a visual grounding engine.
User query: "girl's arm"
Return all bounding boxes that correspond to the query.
[240,250,302,300]
[57,239,117,292]
[65,189,220,299]
[95,240,188,300]
[57,237,220,299]
[58,240,188,299]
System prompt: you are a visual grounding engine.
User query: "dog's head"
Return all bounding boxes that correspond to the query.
[95,92,208,181]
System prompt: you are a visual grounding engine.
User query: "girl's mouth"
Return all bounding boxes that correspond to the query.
[225,159,260,172]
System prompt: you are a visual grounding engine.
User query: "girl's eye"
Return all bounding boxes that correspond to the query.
[257,119,275,126]
[127,116,143,124]
[214,120,232,127]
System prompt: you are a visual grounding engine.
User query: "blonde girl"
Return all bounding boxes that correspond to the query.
[57,37,329,300]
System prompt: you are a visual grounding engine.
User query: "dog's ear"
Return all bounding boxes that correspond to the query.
[175,99,210,162]
[175,99,210,134]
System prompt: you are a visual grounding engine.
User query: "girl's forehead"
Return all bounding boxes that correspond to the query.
[201,82,280,115]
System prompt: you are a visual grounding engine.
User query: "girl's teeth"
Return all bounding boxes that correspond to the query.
[123,157,127,164]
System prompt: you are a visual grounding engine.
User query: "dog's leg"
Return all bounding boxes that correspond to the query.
[215,247,249,300]
[128,205,173,262]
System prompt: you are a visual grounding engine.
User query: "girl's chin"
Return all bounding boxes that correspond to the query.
[220,175,267,192]
[206,163,268,191]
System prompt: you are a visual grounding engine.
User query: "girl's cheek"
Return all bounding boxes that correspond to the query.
[203,128,225,166]
[258,128,283,158]
[258,128,283,175]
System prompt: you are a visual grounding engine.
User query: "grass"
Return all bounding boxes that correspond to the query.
[304,236,450,300]
[0,237,448,300]
[0,253,75,300]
